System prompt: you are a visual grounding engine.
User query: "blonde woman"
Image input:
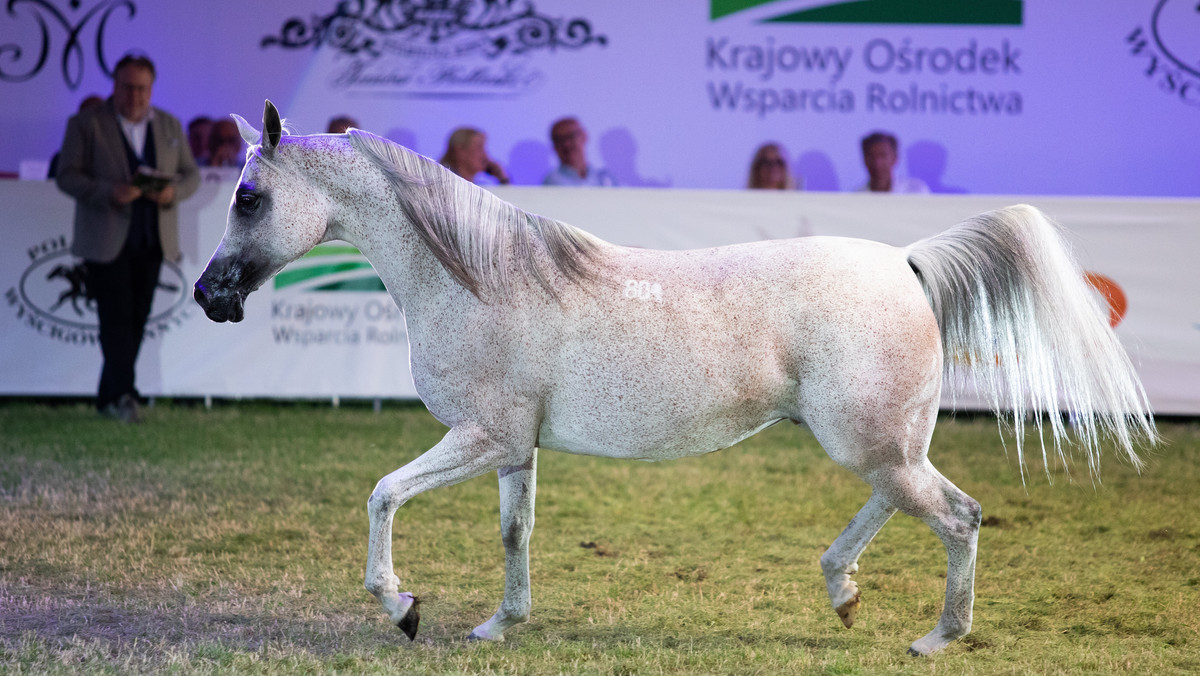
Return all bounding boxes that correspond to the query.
[440,127,510,185]
[746,142,797,190]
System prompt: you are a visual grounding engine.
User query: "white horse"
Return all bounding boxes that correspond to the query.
[194,101,1155,656]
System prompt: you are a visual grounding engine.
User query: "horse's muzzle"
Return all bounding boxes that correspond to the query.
[193,280,246,323]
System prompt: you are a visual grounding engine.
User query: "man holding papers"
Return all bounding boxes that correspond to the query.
[56,53,200,422]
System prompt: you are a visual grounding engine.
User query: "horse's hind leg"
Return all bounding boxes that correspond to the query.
[364,425,532,639]
[469,450,538,641]
[804,384,979,652]
[821,492,897,628]
[872,461,982,656]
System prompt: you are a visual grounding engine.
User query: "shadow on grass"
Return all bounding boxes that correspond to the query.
[0,596,412,657]
[1,591,859,660]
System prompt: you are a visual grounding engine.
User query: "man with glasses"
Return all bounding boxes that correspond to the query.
[56,53,200,422]
[542,117,617,187]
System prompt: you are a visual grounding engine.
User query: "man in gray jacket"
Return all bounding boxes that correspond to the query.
[56,53,200,422]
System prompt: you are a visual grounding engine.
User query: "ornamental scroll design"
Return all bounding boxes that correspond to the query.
[261,0,606,59]
[0,0,136,89]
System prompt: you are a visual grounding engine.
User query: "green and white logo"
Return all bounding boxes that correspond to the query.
[269,244,403,348]
[274,244,386,293]
[711,0,1023,26]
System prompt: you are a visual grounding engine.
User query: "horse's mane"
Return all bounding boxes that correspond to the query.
[345,129,599,300]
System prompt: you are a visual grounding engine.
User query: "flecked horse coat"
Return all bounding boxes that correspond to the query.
[194,102,1155,655]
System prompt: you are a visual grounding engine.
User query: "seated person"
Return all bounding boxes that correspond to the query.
[48,95,105,179]
[206,118,244,168]
[440,127,509,185]
[327,115,359,134]
[746,142,797,190]
[542,117,616,186]
[187,115,213,166]
[856,131,929,194]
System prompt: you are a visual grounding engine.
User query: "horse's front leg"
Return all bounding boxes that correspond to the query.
[469,450,538,641]
[364,425,530,639]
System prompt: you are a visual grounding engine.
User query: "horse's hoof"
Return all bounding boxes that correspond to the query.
[834,592,860,629]
[396,596,420,640]
[466,626,504,642]
[908,626,963,656]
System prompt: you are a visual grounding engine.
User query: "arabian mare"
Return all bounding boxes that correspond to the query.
[194,102,1155,656]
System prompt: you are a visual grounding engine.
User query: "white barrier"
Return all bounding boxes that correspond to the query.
[3,180,1198,413]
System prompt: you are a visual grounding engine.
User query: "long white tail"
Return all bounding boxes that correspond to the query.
[906,204,1156,479]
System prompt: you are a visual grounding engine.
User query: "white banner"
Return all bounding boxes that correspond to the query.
[3,181,1198,413]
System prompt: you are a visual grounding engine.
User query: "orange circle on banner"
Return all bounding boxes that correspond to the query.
[1084,272,1127,328]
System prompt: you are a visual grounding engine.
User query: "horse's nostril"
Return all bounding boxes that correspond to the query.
[193,284,207,307]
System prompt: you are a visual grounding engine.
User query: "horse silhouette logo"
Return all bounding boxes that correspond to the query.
[46,263,95,317]
[8,237,190,343]
[41,262,180,317]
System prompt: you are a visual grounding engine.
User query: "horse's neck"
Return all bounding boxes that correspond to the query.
[323,136,544,315]
[329,161,459,314]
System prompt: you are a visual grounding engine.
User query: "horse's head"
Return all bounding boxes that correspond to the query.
[194,100,335,322]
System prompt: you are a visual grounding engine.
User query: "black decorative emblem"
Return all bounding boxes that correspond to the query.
[261,0,606,59]
[1151,0,1200,79]
[45,262,94,317]
[7,237,190,344]
[0,0,137,90]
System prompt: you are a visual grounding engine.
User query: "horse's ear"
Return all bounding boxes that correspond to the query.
[263,100,282,151]
[231,114,259,147]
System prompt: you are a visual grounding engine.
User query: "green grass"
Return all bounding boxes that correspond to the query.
[1,401,1197,674]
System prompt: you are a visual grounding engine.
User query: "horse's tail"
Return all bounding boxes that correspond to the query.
[905,204,1156,479]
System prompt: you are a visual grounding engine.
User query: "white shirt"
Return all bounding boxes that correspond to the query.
[118,110,154,159]
[856,176,930,194]
[543,164,618,187]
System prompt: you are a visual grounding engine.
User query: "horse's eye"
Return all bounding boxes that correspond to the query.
[235,191,261,214]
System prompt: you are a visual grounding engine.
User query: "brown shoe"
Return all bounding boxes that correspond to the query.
[99,394,142,423]
[98,401,127,422]
[118,393,144,424]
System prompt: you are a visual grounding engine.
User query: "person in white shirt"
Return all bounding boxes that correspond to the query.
[55,53,200,422]
[856,131,929,194]
[440,127,510,185]
[542,117,616,187]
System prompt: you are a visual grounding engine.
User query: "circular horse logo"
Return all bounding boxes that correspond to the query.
[17,249,190,334]
[1152,0,1200,78]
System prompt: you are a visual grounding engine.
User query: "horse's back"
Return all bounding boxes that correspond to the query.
[535,236,942,461]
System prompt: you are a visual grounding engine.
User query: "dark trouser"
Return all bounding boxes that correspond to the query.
[87,244,163,409]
